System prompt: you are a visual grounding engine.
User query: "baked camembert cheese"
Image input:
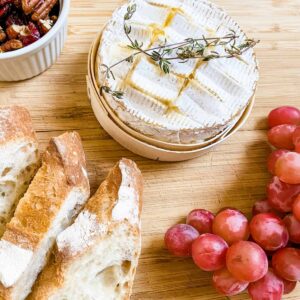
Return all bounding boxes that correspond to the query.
[97,0,258,144]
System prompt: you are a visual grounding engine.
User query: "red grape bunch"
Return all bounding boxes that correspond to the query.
[164,106,300,299]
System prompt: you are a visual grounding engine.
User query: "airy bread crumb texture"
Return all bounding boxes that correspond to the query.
[29,158,143,300]
[0,105,40,236]
[0,132,90,300]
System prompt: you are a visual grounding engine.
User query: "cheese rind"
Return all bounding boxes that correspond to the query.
[97,0,258,144]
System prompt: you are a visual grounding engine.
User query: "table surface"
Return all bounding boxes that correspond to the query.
[1,0,300,299]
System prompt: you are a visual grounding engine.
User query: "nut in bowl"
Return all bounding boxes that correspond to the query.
[0,0,70,81]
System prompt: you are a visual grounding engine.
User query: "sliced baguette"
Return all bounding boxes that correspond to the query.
[29,158,143,300]
[0,131,90,300]
[0,105,40,236]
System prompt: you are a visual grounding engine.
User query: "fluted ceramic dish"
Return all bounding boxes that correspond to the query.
[0,0,69,81]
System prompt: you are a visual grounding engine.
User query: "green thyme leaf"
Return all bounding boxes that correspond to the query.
[124,4,137,20]
[125,55,134,63]
[151,51,162,61]
[124,24,132,34]
[100,86,124,99]
[159,59,171,74]
[100,5,259,97]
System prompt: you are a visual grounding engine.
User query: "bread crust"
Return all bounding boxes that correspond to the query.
[2,132,90,250]
[0,105,40,235]
[0,106,37,145]
[0,132,90,300]
[29,158,143,300]
[85,158,143,228]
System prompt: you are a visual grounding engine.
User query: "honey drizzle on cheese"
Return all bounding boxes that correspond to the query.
[124,6,184,106]
[122,3,222,112]
[98,0,258,143]
[149,24,165,43]
[163,8,183,27]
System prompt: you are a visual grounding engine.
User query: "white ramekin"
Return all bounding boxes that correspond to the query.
[0,0,70,81]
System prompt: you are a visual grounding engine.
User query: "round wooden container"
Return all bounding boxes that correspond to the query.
[86,32,256,161]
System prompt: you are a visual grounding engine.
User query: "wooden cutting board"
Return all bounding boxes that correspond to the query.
[0,0,300,299]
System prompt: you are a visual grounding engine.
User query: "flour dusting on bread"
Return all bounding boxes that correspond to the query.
[29,158,143,300]
[57,211,108,256]
[0,105,40,236]
[0,105,144,300]
[0,240,33,288]
[112,160,139,225]
[0,131,90,300]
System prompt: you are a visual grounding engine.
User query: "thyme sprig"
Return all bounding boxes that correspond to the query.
[100,85,124,99]
[100,4,259,99]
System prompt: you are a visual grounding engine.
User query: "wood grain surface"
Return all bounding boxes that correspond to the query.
[0,0,300,299]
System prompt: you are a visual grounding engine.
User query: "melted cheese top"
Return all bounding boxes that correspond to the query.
[97,0,258,144]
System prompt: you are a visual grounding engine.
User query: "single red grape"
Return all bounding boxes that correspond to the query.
[192,233,228,272]
[248,269,284,300]
[272,248,300,281]
[226,241,268,282]
[212,268,248,296]
[293,195,300,221]
[293,126,300,153]
[267,124,297,150]
[267,176,300,213]
[250,213,289,251]
[283,214,300,244]
[164,224,199,257]
[267,149,289,175]
[186,209,214,234]
[282,278,297,295]
[212,209,249,245]
[268,106,300,128]
[275,152,300,184]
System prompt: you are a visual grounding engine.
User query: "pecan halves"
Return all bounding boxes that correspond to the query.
[0,39,23,52]
[50,14,57,22]
[31,0,57,21]
[21,0,40,14]
[38,18,53,34]
[0,0,57,53]
[6,24,27,39]
[0,26,6,42]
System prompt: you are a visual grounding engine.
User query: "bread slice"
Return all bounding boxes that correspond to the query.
[0,105,39,236]
[29,158,143,300]
[0,132,90,300]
